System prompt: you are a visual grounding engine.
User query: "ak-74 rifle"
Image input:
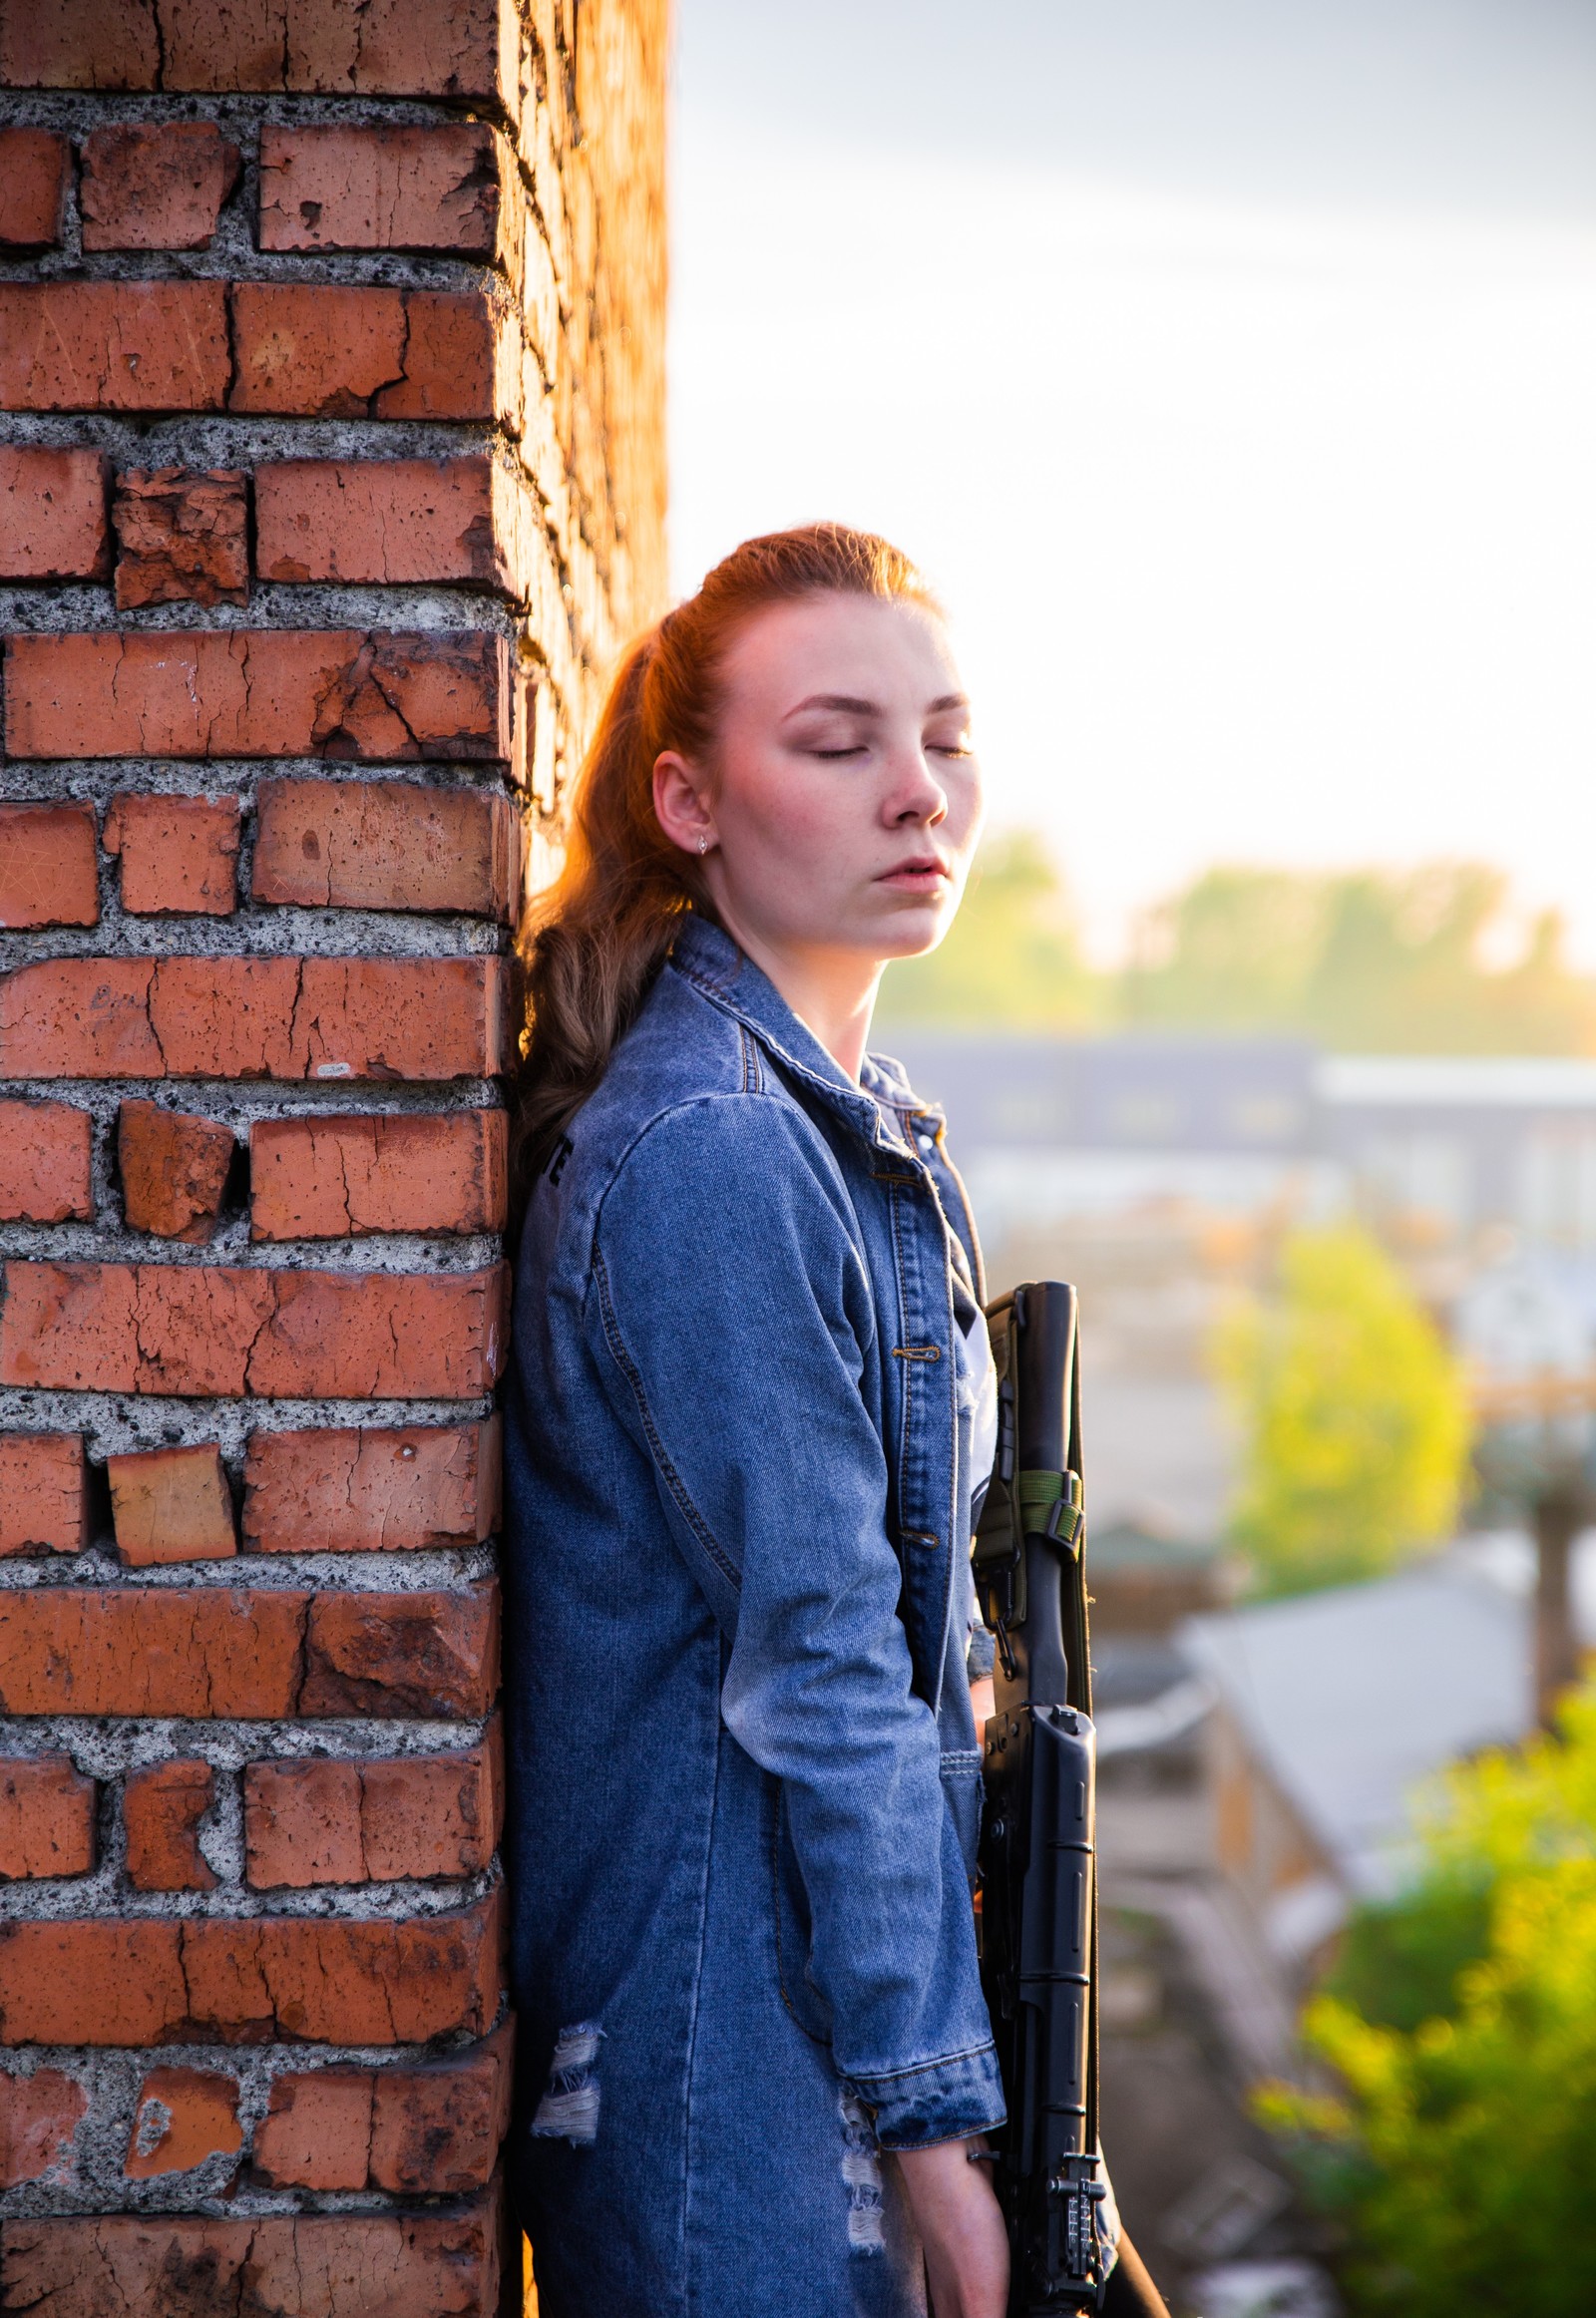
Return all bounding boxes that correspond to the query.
[974,1282,1109,2315]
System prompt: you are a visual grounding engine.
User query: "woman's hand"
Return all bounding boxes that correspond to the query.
[895,2136,1009,2318]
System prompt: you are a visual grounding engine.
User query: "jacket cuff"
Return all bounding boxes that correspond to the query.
[848,2041,1006,2151]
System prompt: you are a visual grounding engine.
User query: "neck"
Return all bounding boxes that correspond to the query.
[712,911,881,1083]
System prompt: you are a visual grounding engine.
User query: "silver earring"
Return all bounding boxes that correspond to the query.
[698,835,708,855]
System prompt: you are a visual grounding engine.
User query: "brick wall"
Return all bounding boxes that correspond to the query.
[0,4,667,2308]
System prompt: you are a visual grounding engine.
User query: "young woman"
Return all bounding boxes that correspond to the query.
[504,526,1166,2318]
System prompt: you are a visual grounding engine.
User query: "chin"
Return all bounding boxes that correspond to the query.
[872,908,950,962]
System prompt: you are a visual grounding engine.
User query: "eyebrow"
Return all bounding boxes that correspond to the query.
[781,691,971,720]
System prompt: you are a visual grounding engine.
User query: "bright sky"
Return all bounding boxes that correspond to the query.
[668,0,1596,964]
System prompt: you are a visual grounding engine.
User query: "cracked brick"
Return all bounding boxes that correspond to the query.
[125,1759,217,1893]
[104,793,242,914]
[229,283,501,421]
[4,628,511,761]
[254,458,509,587]
[0,1435,89,1558]
[242,1418,502,1554]
[0,129,69,249]
[0,956,509,1080]
[119,1099,236,1241]
[249,1112,508,1240]
[123,2065,240,2178]
[0,2069,87,2189]
[244,1736,499,1887]
[108,1441,237,1568]
[258,124,505,256]
[112,468,249,608]
[0,281,229,412]
[0,1757,96,1881]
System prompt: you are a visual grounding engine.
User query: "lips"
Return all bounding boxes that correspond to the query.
[877,857,951,888]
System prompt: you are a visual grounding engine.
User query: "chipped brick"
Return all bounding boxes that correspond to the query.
[254,457,507,586]
[251,2067,373,2190]
[229,282,499,421]
[0,2069,87,2189]
[81,123,240,250]
[118,1100,235,1241]
[123,2065,240,2177]
[112,467,248,607]
[124,1759,217,1893]
[301,1583,500,1721]
[243,1740,498,1887]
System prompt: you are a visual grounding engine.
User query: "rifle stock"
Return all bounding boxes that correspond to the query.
[975,1283,1108,2315]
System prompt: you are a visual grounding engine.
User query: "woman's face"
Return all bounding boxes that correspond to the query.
[653,591,985,968]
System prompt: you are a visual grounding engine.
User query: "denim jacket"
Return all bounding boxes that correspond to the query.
[503,914,1005,2162]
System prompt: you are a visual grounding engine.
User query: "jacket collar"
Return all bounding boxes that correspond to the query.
[667,916,944,1151]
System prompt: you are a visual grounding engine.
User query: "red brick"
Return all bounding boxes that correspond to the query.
[252,2066,373,2190]
[123,2065,239,2178]
[112,467,248,607]
[244,1740,498,1888]
[242,1418,502,1554]
[0,956,509,1082]
[301,1583,500,1721]
[124,1759,216,1893]
[0,1893,501,2047]
[0,1260,509,1398]
[229,282,499,421]
[249,1112,508,1240]
[0,1436,88,1559]
[0,0,515,105]
[0,2069,86,2189]
[0,130,69,247]
[0,1758,95,1880]
[369,2016,513,2194]
[0,447,110,580]
[377,288,509,422]
[5,628,511,761]
[254,456,506,586]
[0,1589,307,1719]
[0,281,229,411]
[103,793,241,914]
[0,2195,502,2318]
[252,777,519,918]
[118,1100,235,1241]
[107,1442,236,1568]
[81,123,240,250]
[0,804,99,930]
[258,124,503,255]
[0,1582,497,1721]
[0,1101,94,1225]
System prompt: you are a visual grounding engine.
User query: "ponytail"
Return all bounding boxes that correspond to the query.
[514,523,939,1192]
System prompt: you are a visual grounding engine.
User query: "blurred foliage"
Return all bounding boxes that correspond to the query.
[1213,1225,1471,1595]
[875,830,1101,1031]
[1122,862,1596,1053]
[1259,1684,1596,2316]
[883,834,1596,1052]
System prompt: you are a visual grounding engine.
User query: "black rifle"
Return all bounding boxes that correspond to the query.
[974,1282,1108,2316]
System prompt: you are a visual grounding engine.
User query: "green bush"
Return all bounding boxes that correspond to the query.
[1259,1686,1596,2316]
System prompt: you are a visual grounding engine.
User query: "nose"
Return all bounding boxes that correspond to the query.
[883,738,949,827]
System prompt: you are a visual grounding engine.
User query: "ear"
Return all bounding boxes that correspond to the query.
[652,749,716,856]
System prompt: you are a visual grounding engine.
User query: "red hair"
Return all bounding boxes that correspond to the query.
[514,523,940,1183]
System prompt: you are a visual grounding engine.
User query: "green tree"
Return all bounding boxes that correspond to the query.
[1122,862,1596,1055]
[875,830,1100,1032]
[1259,1686,1596,2317]
[1213,1225,1471,1595]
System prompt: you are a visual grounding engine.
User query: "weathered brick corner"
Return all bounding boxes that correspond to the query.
[0,2,667,2308]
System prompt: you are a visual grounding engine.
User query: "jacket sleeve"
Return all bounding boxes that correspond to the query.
[587,1094,1004,2147]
